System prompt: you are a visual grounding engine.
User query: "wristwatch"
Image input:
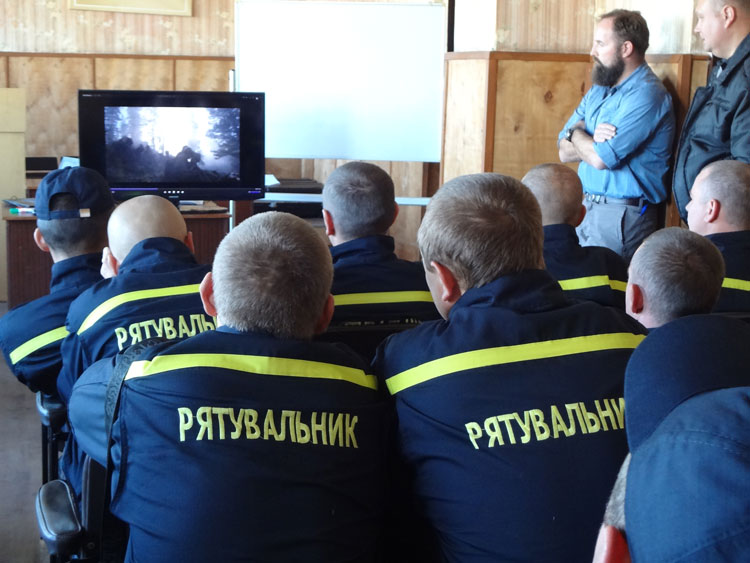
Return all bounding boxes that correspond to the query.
[565,127,579,143]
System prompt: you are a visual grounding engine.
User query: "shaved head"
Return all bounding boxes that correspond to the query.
[522,164,583,226]
[108,195,189,261]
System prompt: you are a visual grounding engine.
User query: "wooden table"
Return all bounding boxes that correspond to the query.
[3,209,229,309]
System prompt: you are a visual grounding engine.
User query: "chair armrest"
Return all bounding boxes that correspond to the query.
[36,392,67,431]
[36,480,83,557]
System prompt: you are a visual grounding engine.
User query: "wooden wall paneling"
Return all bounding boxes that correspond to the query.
[174,58,234,91]
[441,56,492,183]
[594,1,694,54]
[8,55,95,157]
[265,158,303,179]
[390,161,427,261]
[492,56,591,180]
[690,58,709,101]
[0,57,7,87]
[94,57,175,90]
[1,0,236,57]
[495,0,596,53]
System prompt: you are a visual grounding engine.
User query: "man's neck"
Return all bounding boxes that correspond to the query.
[615,58,644,86]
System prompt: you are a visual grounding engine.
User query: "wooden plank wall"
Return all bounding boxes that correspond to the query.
[488,0,701,54]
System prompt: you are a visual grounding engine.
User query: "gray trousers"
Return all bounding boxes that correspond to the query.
[576,200,658,263]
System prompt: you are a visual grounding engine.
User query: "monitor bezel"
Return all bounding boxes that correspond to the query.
[78,89,265,202]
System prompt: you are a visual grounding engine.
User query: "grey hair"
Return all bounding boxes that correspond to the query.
[321,161,396,240]
[522,163,583,226]
[698,160,750,229]
[603,454,630,532]
[630,228,725,326]
[418,173,544,290]
[211,212,333,339]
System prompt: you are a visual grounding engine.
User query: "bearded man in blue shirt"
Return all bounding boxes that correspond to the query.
[559,9,675,261]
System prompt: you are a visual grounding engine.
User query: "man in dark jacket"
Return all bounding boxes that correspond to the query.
[58,194,214,498]
[523,163,627,308]
[69,212,388,562]
[322,161,438,326]
[673,0,750,220]
[373,172,646,562]
[686,160,750,312]
[0,167,113,396]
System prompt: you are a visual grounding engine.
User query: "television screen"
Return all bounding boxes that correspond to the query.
[79,90,265,201]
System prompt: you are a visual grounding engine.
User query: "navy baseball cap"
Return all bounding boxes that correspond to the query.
[35,166,114,221]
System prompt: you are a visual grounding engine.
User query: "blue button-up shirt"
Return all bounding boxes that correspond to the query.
[559,63,675,203]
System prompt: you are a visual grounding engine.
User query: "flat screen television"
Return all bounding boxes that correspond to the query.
[78,90,265,202]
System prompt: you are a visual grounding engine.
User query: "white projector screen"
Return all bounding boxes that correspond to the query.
[235,0,445,161]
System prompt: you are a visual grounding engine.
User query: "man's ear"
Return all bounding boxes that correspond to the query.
[592,525,631,563]
[625,282,644,317]
[620,40,634,59]
[322,209,336,237]
[575,205,586,228]
[432,261,463,306]
[184,231,195,254]
[101,246,120,278]
[389,202,400,229]
[722,4,737,27]
[33,228,50,254]
[705,198,720,224]
[313,294,335,336]
[199,271,218,319]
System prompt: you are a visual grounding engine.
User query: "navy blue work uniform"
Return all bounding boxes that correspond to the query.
[372,270,646,563]
[624,315,750,561]
[69,327,389,563]
[58,237,213,496]
[543,224,627,309]
[330,235,439,325]
[706,231,750,313]
[0,253,101,395]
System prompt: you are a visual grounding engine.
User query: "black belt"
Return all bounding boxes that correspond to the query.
[585,193,644,207]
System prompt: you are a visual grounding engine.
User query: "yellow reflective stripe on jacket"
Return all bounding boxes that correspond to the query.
[386,332,645,395]
[333,290,433,307]
[723,277,750,291]
[124,353,378,390]
[9,326,69,365]
[558,275,626,292]
[78,284,202,335]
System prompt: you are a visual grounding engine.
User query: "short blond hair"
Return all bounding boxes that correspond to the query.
[418,173,544,290]
[212,212,333,339]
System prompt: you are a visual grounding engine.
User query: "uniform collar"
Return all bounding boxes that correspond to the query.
[452,269,568,315]
[543,224,579,246]
[706,230,750,250]
[49,252,102,293]
[331,235,396,265]
[118,237,198,274]
[716,33,750,85]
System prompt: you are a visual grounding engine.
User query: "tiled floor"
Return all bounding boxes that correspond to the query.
[0,302,48,563]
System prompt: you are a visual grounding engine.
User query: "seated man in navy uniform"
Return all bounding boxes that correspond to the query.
[523,163,627,308]
[686,159,750,313]
[58,194,215,498]
[69,212,389,562]
[322,161,439,326]
[0,166,113,395]
[625,227,725,328]
[593,226,725,562]
[594,315,750,562]
[372,173,647,562]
